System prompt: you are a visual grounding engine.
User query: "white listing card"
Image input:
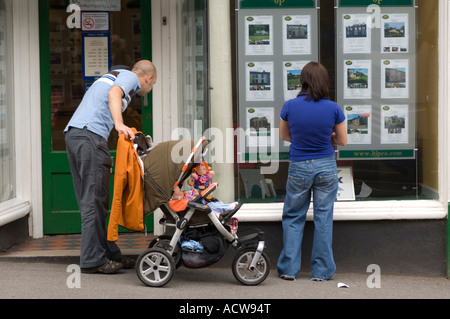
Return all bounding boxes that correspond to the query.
[246,61,274,101]
[381,13,409,54]
[283,61,310,101]
[282,15,311,55]
[381,104,409,144]
[343,14,371,54]
[344,105,372,145]
[245,16,274,56]
[381,59,409,99]
[344,60,372,100]
[246,107,274,147]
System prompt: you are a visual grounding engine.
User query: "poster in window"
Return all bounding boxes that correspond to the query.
[246,107,274,147]
[283,61,310,101]
[0,103,6,146]
[381,59,409,99]
[245,16,273,56]
[381,13,409,54]
[381,104,409,144]
[343,14,371,54]
[282,15,311,55]
[83,34,110,80]
[246,61,274,101]
[344,105,372,145]
[344,60,372,100]
[196,61,204,100]
[195,16,204,56]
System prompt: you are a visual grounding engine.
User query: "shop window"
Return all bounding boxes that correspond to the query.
[177,0,209,136]
[233,0,439,202]
[49,0,143,151]
[0,0,14,203]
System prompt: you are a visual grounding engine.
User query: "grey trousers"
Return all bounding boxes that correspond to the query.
[65,127,122,268]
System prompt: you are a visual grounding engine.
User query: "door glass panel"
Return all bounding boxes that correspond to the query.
[49,0,142,151]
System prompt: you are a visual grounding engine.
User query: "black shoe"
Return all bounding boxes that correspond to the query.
[280,274,296,281]
[119,257,135,269]
[81,260,123,274]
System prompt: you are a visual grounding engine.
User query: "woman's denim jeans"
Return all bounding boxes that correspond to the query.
[277,155,338,280]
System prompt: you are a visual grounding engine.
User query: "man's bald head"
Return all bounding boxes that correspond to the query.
[132,60,157,96]
[132,60,157,78]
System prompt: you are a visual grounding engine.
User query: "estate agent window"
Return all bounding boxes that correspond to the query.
[232,0,439,204]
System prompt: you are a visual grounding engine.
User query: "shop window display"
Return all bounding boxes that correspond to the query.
[234,0,439,202]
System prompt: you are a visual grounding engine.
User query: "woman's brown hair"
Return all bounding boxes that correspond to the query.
[298,62,330,102]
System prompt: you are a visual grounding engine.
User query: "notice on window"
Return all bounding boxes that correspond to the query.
[283,61,309,101]
[246,107,274,147]
[381,13,409,54]
[70,0,121,11]
[381,104,409,144]
[381,59,409,99]
[343,14,371,54]
[81,12,110,32]
[83,34,110,80]
[246,61,274,101]
[245,16,273,56]
[282,15,311,55]
[344,105,372,145]
[344,60,372,100]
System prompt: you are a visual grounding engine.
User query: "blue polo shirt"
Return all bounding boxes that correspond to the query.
[280,93,345,161]
[64,70,141,140]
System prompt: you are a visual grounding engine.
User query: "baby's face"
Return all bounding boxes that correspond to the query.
[197,166,207,175]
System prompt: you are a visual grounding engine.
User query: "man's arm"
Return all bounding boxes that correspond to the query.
[109,86,135,141]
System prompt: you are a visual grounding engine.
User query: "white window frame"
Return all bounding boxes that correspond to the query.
[238,0,449,222]
[0,0,42,238]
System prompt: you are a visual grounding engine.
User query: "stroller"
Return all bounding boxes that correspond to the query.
[135,137,270,287]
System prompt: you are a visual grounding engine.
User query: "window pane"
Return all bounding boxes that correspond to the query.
[0,0,15,203]
[234,0,439,203]
[177,0,209,137]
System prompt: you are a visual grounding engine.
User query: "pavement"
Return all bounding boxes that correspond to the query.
[1,233,450,302]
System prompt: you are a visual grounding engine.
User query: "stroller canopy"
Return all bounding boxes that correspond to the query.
[143,138,210,216]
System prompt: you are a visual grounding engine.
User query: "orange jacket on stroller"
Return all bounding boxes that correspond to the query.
[107,128,144,242]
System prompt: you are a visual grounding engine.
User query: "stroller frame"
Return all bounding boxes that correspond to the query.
[135,138,270,287]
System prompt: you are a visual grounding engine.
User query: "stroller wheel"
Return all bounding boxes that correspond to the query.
[149,236,182,269]
[136,248,175,287]
[232,248,270,286]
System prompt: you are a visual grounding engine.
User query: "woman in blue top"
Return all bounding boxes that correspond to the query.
[277,62,347,281]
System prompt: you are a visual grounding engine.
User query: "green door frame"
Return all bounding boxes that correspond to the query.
[448,204,450,278]
[39,0,153,234]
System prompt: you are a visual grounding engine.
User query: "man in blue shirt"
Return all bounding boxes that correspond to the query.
[65,60,157,274]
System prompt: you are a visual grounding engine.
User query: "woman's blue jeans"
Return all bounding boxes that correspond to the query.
[277,155,338,280]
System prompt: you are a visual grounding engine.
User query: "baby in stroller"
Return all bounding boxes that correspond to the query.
[133,137,270,287]
[171,168,240,253]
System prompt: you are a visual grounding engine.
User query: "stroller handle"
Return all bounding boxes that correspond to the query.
[191,182,218,203]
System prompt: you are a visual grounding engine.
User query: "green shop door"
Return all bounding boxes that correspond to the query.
[40,0,153,234]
